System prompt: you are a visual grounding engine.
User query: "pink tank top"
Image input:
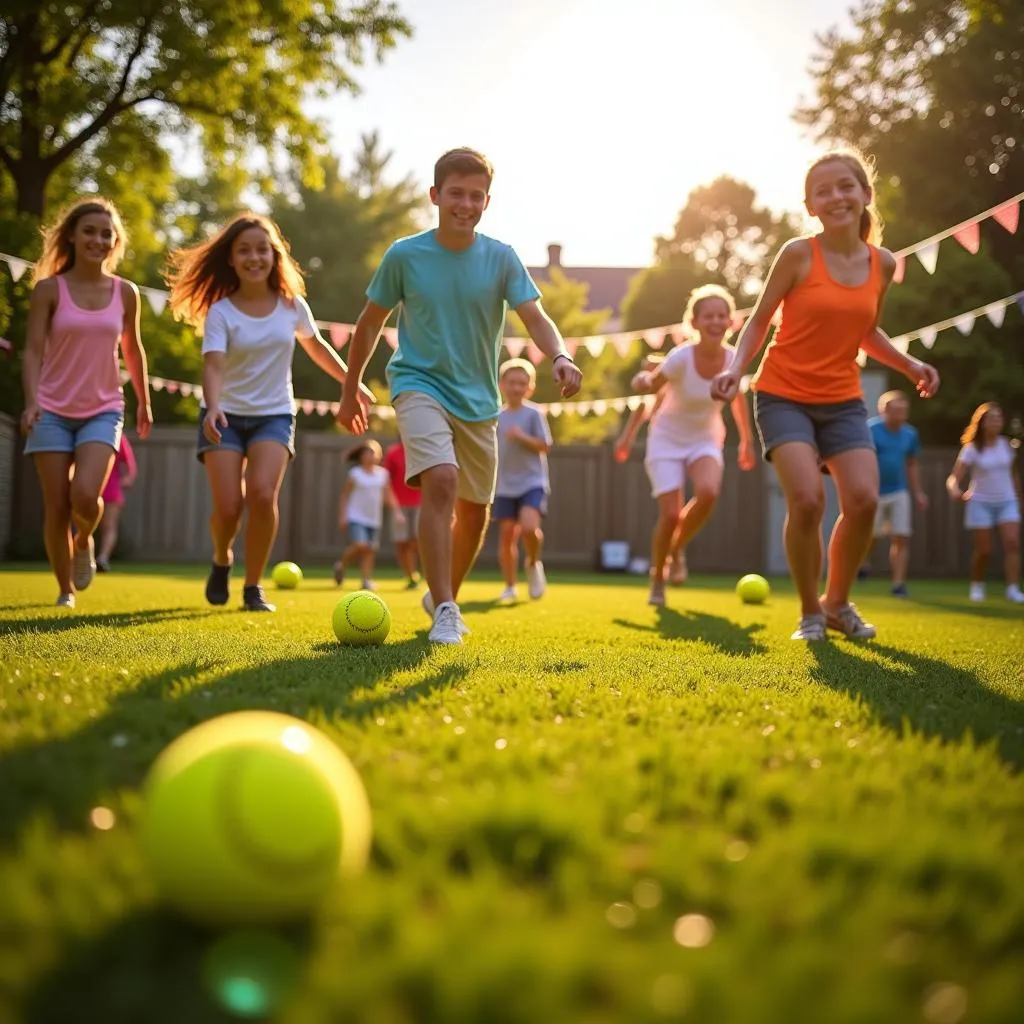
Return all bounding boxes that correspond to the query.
[36,275,125,418]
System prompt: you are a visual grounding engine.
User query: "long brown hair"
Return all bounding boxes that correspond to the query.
[32,198,127,285]
[961,402,1001,451]
[805,148,883,246]
[165,213,306,327]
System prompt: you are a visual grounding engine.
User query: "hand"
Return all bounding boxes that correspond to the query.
[710,368,741,402]
[553,356,582,398]
[738,442,757,471]
[915,491,929,511]
[338,518,348,532]
[394,511,406,524]
[505,425,526,444]
[614,439,630,463]
[946,482,964,503]
[357,382,376,412]
[19,402,41,436]
[203,407,228,444]
[136,403,153,440]
[906,358,940,399]
[335,392,368,434]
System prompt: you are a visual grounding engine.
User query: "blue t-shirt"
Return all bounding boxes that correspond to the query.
[367,230,541,422]
[869,417,919,495]
[496,403,552,497]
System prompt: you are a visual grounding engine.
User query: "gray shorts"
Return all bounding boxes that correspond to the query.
[392,506,419,543]
[754,392,873,462]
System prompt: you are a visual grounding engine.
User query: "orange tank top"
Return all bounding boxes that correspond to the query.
[752,236,883,404]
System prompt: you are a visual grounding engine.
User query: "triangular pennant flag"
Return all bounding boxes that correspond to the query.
[164,381,179,394]
[611,334,633,358]
[984,302,1006,328]
[300,400,315,415]
[592,399,608,416]
[375,405,395,420]
[643,329,666,350]
[504,338,526,358]
[329,402,341,416]
[179,383,193,397]
[382,328,398,350]
[151,378,165,391]
[314,401,330,416]
[954,313,976,336]
[891,336,910,354]
[993,200,1020,234]
[892,256,906,284]
[193,387,203,403]
[739,375,752,393]
[547,402,562,418]
[330,323,349,349]
[584,336,606,358]
[769,308,783,328]
[855,350,868,368]
[627,395,642,411]
[145,289,168,317]
[527,344,545,366]
[611,398,626,413]
[952,221,980,254]
[7,257,28,282]
[918,326,938,349]
[669,325,686,345]
[0,337,11,353]
[915,241,939,274]
[730,313,745,332]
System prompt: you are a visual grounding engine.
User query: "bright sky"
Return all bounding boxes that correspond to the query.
[320,0,855,268]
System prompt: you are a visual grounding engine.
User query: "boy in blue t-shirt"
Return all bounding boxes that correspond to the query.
[337,147,583,644]
[866,390,928,596]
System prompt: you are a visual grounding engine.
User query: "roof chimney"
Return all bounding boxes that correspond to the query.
[547,243,562,269]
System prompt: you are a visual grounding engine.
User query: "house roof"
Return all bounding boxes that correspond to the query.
[527,244,644,317]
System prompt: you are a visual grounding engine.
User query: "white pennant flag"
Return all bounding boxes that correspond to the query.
[179,383,193,397]
[984,302,1006,328]
[954,313,976,336]
[151,377,165,391]
[314,401,330,416]
[576,401,592,416]
[611,334,633,358]
[504,338,526,358]
[7,258,28,282]
[918,326,938,349]
[547,402,562,418]
[626,395,642,411]
[145,289,168,316]
[856,350,868,367]
[610,398,627,413]
[914,242,939,274]
[584,336,606,358]
[592,399,608,416]
[892,336,910,354]
[739,375,753,393]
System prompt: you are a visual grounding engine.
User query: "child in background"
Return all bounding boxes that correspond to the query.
[382,440,422,589]
[335,440,404,591]
[946,402,1023,603]
[97,433,137,572]
[493,359,553,601]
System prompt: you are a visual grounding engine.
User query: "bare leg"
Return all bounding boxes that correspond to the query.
[241,442,291,586]
[395,539,414,578]
[32,452,74,595]
[98,502,123,563]
[998,521,1020,586]
[674,456,723,550]
[650,490,683,583]
[769,442,826,617]
[970,529,992,584]
[359,546,376,585]
[69,442,116,551]
[520,505,543,566]
[498,519,519,588]
[451,497,489,600]
[889,535,910,588]
[822,448,879,609]
[418,464,458,607]
[204,450,245,566]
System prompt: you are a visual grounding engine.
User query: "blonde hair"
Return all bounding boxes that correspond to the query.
[683,284,736,330]
[499,357,536,385]
[166,213,305,327]
[877,389,908,414]
[33,198,127,284]
[961,402,1001,452]
[805,148,883,246]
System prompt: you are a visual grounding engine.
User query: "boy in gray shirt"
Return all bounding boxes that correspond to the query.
[494,358,553,601]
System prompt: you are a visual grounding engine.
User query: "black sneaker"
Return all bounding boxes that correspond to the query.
[891,583,909,598]
[205,563,231,605]
[96,557,111,573]
[242,584,276,612]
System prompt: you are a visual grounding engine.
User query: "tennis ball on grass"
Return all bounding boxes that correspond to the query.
[333,590,391,645]
[271,561,303,588]
[736,573,770,604]
[140,711,371,926]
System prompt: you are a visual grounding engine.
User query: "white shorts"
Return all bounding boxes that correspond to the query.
[644,442,723,498]
[874,489,912,537]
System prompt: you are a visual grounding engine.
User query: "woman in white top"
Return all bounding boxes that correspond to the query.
[167,213,373,612]
[946,402,1023,603]
[632,285,756,606]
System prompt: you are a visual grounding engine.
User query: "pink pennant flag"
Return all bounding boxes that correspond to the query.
[993,200,1020,234]
[584,336,606,358]
[669,325,686,346]
[643,329,665,350]
[952,221,980,254]
[527,344,545,366]
[730,313,745,332]
[504,338,526,358]
[300,400,315,415]
[611,334,633,358]
[329,323,349,349]
[330,402,341,416]
[382,328,399,350]
[0,337,11,354]
[164,381,179,394]
[314,401,330,416]
[892,256,906,284]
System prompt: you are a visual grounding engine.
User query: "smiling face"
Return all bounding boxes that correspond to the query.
[69,212,117,269]
[228,226,275,286]
[805,158,871,235]
[980,405,1004,440]
[430,172,491,240]
[691,297,732,345]
[500,367,534,406]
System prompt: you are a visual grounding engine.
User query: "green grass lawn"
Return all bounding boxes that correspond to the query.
[1,565,1023,1024]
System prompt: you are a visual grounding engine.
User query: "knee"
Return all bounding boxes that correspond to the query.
[499,522,517,545]
[693,483,720,507]
[69,480,100,513]
[974,534,992,557]
[212,498,244,525]
[246,484,278,514]
[1004,534,1020,556]
[844,488,878,520]
[658,498,683,523]
[421,466,459,507]
[788,490,825,525]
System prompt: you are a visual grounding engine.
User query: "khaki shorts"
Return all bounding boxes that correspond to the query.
[392,506,420,543]
[393,391,498,506]
[874,489,912,537]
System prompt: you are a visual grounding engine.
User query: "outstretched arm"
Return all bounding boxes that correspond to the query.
[516,299,583,398]
[337,300,392,434]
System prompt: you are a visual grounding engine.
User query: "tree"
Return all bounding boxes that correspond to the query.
[0,1,411,217]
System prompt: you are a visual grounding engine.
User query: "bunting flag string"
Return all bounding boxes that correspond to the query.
[1,187,1021,358]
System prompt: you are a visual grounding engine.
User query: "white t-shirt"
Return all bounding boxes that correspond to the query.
[960,437,1019,504]
[646,344,727,458]
[201,296,317,416]
[346,465,388,528]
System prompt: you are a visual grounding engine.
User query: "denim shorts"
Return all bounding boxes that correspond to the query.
[754,392,873,462]
[493,486,548,521]
[964,498,1021,530]
[196,409,296,462]
[348,522,380,549]
[24,407,124,455]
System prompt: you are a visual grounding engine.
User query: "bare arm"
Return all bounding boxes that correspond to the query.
[516,299,583,398]
[120,281,152,438]
[512,431,552,455]
[296,328,375,402]
[201,352,228,443]
[338,477,354,527]
[20,279,57,433]
[337,300,392,433]
[384,479,404,515]
[946,457,970,500]
[906,456,927,508]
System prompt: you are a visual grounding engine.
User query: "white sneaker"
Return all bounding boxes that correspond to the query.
[55,593,76,609]
[72,536,96,591]
[527,561,547,600]
[1006,584,1024,604]
[423,590,469,634]
[498,586,517,603]
[429,601,465,645]
[969,582,986,603]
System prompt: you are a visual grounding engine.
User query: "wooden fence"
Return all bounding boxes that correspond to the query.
[4,424,988,578]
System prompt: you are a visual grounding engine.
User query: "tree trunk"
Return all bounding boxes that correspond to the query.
[12,160,48,219]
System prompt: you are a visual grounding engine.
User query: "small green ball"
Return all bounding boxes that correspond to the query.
[333,591,391,645]
[736,573,770,604]
[271,562,303,589]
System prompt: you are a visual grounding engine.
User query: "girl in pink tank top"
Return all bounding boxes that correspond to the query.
[20,198,153,608]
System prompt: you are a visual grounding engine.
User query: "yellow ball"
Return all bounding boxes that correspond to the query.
[333,590,391,645]
[140,711,371,926]
[271,561,303,589]
[736,573,770,604]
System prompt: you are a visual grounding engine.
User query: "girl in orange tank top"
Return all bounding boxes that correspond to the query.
[710,149,940,642]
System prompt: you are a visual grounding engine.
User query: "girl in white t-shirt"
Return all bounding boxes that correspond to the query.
[335,440,404,591]
[946,402,1023,603]
[167,212,374,612]
[631,285,756,606]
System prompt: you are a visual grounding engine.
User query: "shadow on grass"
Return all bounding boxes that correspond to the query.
[807,640,1024,769]
[614,605,768,657]
[0,635,462,848]
[0,607,217,637]
[904,594,1024,621]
